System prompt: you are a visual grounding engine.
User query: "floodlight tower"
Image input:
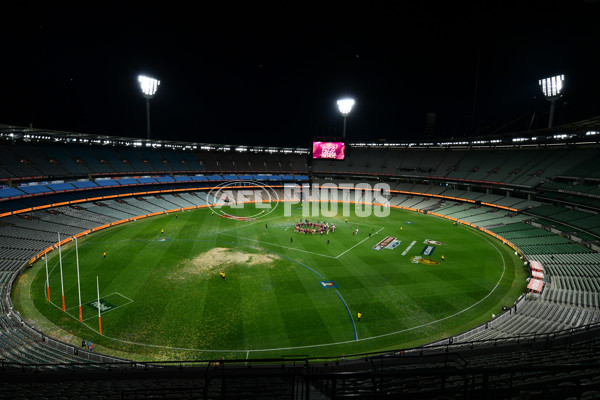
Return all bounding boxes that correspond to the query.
[138,75,160,139]
[337,98,355,138]
[539,75,564,128]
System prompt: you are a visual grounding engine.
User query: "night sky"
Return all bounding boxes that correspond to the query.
[2,1,599,148]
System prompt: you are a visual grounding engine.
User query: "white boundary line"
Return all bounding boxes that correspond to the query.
[59,226,510,355]
[34,206,512,355]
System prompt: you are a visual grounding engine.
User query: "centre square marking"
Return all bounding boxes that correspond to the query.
[320,280,338,289]
[220,217,384,259]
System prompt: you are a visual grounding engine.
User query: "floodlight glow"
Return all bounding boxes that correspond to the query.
[337,98,355,116]
[539,75,564,98]
[138,75,160,98]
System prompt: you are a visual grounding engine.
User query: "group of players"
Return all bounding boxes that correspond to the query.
[294,219,337,235]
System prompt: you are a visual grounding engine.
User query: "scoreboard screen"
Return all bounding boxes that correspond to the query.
[312,141,345,160]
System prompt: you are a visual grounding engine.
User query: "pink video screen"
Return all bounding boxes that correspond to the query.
[312,141,346,160]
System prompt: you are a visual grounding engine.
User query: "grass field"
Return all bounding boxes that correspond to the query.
[13,202,527,361]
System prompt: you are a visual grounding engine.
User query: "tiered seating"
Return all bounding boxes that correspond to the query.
[0,325,91,366]
[89,147,136,173]
[64,146,115,174]
[17,184,53,196]
[157,148,190,172]
[558,147,600,179]
[536,253,600,310]
[0,144,62,178]
[527,204,600,238]
[177,150,204,171]
[2,140,600,187]
[491,223,588,252]
[141,195,184,211]
[540,190,600,209]
[36,143,92,176]
[504,149,575,186]
[0,217,68,244]
[445,150,490,180]
[0,327,599,399]
[59,205,115,225]
[108,148,148,172]
[445,205,488,221]
[394,195,429,209]
[433,202,471,215]
[461,221,600,342]
[176,192,210,207]
[81,201,136,221]
[0,137,600,398]
[135,147,168,172]
[311,146,600,189]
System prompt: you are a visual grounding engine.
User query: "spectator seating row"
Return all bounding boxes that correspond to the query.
[313,146,600,186]
[0,174,309,201]
[460,222,600,342]
[4,141,600,190]
[0,142,309,180]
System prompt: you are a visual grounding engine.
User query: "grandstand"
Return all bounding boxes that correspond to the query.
[1,124,600,399]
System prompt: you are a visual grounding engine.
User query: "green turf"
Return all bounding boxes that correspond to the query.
[13,202,527,361]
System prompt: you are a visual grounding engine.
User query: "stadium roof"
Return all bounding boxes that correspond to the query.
[2,114,599,151]
[0,124,309,154]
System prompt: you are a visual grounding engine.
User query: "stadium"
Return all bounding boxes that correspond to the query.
[2,117,600,398]
[3,3,600,399]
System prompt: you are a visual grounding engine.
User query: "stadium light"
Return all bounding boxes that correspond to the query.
[337,98,355,138]
[539,75,564,128]
[138,75,160,139]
